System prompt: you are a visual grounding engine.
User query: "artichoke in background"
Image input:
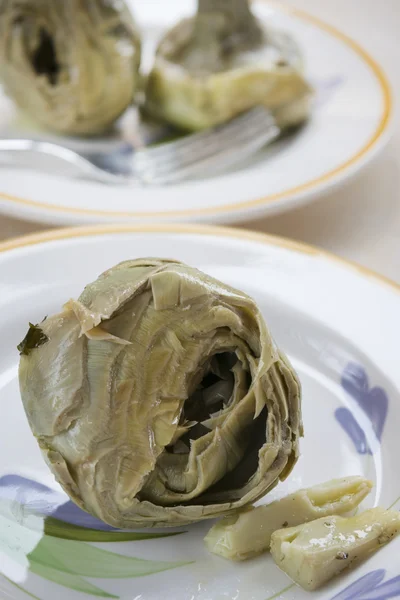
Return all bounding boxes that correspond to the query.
[144,0,313,131]
[19,258,302,528]
[0,0,141,135]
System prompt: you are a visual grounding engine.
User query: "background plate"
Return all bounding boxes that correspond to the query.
[0,0,392,226]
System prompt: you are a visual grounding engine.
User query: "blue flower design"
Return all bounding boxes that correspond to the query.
[331,570,400,600]
[0,474,115,530]
[0,475,190,598]
[0,474,186,541]
[335,363,388,455]
[311,74,345,108]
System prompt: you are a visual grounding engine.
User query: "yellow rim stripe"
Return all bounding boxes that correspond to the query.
[1,223,398,296]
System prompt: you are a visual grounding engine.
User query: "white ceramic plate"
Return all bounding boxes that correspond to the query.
[1,223,399,600]
[0,0,392,226]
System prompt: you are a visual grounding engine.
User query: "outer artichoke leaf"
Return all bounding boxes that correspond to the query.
[17,322,48,356]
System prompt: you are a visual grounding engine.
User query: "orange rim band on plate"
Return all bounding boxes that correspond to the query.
[1,223,399,296]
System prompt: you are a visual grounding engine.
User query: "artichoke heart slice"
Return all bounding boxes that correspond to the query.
[270,508,400,591]
[19,258,302,528]
[204,476,373,560]
[145,0,313,130]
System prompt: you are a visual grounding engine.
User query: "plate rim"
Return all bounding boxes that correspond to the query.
[0,2,393,223]
[1,222,399,298]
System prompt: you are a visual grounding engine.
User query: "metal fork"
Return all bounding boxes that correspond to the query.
[0,107,280,185]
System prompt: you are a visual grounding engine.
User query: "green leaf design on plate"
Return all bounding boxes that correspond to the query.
[264,583,295,600]
[28,534,192,579]
[0,493,185,543]
[43,517,186,543]
[29,562,117,598]
[2,556,115,600]
[0,500,193,598]
[1,574,41,600]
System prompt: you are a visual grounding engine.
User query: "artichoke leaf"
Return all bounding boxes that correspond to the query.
[17,322,48,356]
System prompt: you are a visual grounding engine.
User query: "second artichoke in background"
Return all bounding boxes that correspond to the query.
[0,0,141,135]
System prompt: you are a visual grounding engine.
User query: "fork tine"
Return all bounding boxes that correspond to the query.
[138,119,273,176]
[137,117,279,184]
[139,107,275,160]
[140,133,277,185]
[134,108,278,178]
[158,117,273,168]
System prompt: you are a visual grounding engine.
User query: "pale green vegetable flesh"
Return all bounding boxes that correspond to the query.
[205,476,373,560]
[0,0,141,135]
[144,0,312,131]
[19,258,302,528]
[270,508,400,591]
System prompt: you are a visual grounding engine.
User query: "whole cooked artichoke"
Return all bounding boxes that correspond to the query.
[19,259,302,528]
[145,0,312,130]
[0,0,141,135]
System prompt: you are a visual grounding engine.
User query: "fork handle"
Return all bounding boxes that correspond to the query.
[0,138,108,181]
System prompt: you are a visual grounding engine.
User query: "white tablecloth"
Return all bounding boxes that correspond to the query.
[0,0,399,282]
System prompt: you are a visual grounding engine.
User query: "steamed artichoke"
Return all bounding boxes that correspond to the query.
[19,258,302,528]
[145,0,312,131]
[0,0,141,135]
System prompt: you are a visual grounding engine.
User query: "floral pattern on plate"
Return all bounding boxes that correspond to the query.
[0,362,398,599]
[331,570,400,600]
[0,475,191,598]
[335,363,389,455]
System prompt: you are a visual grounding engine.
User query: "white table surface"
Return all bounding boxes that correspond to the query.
[0,0,399,283]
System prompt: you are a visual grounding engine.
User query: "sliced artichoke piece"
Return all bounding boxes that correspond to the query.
[19,258,302,528]
[270,508,400,591]
[205,476,373,560]
[145,0,312,130]
[0,0,141,135]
